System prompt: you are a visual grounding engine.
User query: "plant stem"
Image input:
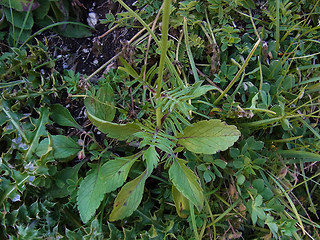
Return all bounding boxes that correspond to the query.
[189,202,200,240]
[275,0,280,52]
[213,38,260,105]
[156,0,171,129]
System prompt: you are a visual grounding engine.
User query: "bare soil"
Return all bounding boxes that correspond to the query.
[39,0,137,77]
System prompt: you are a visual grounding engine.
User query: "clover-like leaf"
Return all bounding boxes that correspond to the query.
[1,0,40,12]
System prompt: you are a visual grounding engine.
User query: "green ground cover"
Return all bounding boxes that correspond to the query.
[1,0,320,239]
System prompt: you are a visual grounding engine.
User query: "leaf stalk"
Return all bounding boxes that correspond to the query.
[156,0,171,128]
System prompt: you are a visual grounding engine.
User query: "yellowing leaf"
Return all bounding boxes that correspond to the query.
[172,185,189,218]
[84,83,116,122]
[169,158,204,211]
[109,171,148,221]
[86,111,141,141]
[177,119,240,154]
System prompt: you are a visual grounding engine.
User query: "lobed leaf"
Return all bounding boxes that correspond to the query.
[143,146,159,173]
[50,161,85,198]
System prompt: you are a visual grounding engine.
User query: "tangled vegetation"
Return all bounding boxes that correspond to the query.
[1,0,320,239]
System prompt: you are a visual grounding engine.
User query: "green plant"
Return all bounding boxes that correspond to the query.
[2,0,320,238]
[77,0,239,227]
[0,0,92,46]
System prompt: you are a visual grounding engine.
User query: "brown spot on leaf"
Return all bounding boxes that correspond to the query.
[209,44,220,74]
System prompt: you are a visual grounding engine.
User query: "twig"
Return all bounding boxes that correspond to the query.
[196,67,223,93]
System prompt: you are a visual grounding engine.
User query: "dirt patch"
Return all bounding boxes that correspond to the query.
[38,0,137,77]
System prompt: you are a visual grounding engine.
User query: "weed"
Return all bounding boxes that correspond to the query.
[1,0,320,239]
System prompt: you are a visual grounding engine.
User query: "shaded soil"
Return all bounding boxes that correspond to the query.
[39,0,137,78]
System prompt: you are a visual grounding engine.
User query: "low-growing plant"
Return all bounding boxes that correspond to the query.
[1,0,320,239]
[0,0,92,46]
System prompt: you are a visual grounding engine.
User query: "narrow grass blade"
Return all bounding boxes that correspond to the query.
[189,202,200,240]
[300,119,320,140]
[267,172,306,235]
[213,38,260,105]
[277,150,320,163]
[20,21,94,48]
[275,0,280,52]
[183,18,200,82]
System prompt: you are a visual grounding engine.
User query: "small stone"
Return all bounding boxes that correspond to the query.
[87,12,99,28]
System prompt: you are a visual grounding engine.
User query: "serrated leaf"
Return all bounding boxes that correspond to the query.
[77,156,137,223]
[35,135,80,161]
[50,104,82,129]
[86,110,141,141]
[177,119,240,154]
[172,185,189,218]
[84,83,116,122]
[169,158,204,211]
[143,146,159,173]
[0,99,28,142]
[109,170,148,221]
